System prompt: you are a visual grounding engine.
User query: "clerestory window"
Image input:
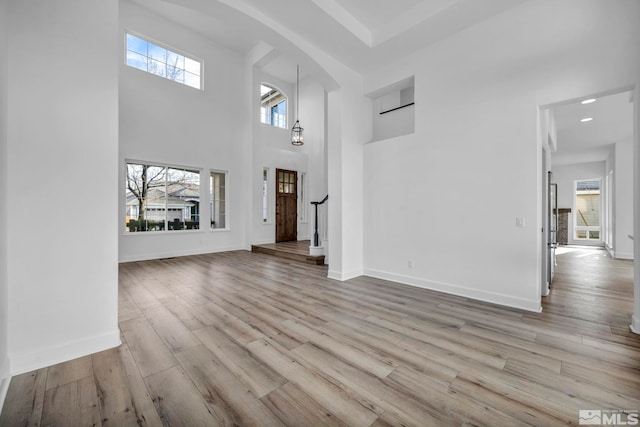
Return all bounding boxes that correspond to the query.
[260,84,287,128]
[125,33,202,89]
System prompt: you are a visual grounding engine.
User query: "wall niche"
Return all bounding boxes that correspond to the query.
[369,76,415,142]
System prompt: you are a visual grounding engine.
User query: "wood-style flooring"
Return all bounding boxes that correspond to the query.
[1,246,638,426]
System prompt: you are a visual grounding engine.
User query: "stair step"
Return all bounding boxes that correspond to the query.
[251,244,325,266]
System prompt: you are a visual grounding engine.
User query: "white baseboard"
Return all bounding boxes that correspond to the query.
[327,269,363,281]
[615,252,634,260]
[119,245,245,263]
[631,315,640,335]
[541,281,550,297]
[363,268,542,313]
[9,329,121,376]
[0,356,10,417]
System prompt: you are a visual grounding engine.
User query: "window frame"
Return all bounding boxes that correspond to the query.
[262,167,271,224]
[299,172,307,224]
[573,178,602,242]
[124,30,203,90]
[260,83,288,129]
[124,160,203,234]
[210,169,229,231]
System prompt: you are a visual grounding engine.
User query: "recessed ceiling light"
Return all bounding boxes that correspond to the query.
[580,117,593,122]
[581,98,596,104]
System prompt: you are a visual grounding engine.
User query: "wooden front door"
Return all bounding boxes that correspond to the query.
[276,169,297,242]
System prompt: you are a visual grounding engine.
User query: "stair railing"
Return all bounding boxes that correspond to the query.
[310,195,328,247]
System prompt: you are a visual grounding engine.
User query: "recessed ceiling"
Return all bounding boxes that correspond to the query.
[127,0,528,79]
[335,0,427,30]
[552,90,633,166]
[129,0,261,54]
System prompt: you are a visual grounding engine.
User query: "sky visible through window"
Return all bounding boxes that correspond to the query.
[126,33,201,89]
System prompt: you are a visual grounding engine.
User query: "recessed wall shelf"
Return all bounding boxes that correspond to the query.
[368,76,415,142]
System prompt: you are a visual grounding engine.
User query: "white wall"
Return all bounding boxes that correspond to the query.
[298,78,328,242]
[614,140,634,259]
[328,84,371,281]
[118,1,249,261]
[633,84,640,334]
[606,149,615,250]
[552,161,605,246]
[0,0,10,411]
[6,0,120,373]
[362,0,640,312]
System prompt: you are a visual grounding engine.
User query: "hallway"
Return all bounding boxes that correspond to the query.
[541,245,635,336]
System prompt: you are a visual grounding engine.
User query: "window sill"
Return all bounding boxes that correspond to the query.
[123,229,202,236]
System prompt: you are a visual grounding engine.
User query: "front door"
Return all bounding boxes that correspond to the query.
[276,169,297,242]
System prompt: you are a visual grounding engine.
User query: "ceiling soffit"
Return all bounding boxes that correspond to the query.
[311,0,460,47]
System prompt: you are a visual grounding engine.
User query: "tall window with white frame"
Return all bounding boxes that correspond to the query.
[260,84,287,129]
[210,171,226,229]
[299,172,306,222]
[574,179,601,241]
[262,168,269,223]
[125,33,202,89]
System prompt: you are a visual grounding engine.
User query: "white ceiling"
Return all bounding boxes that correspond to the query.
[129,0,527,81]
[127,0,635,166]
[551,91,633,166]
[131,0,260,53]
[337,0,429,29]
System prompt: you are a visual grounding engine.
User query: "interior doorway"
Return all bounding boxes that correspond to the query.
[538,88,635,332]
[275,168,297,242]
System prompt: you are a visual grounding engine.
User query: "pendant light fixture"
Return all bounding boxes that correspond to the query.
[291,64,304,146]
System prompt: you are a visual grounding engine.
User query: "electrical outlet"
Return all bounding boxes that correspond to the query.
[516,217,526,228]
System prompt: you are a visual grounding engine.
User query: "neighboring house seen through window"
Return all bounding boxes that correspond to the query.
[125,33,202,89]
[125,162,201,232]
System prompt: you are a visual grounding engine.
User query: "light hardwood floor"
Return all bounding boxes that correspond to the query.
[1,246,638,426]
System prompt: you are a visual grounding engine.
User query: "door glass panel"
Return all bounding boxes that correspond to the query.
[574,179,601,241]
